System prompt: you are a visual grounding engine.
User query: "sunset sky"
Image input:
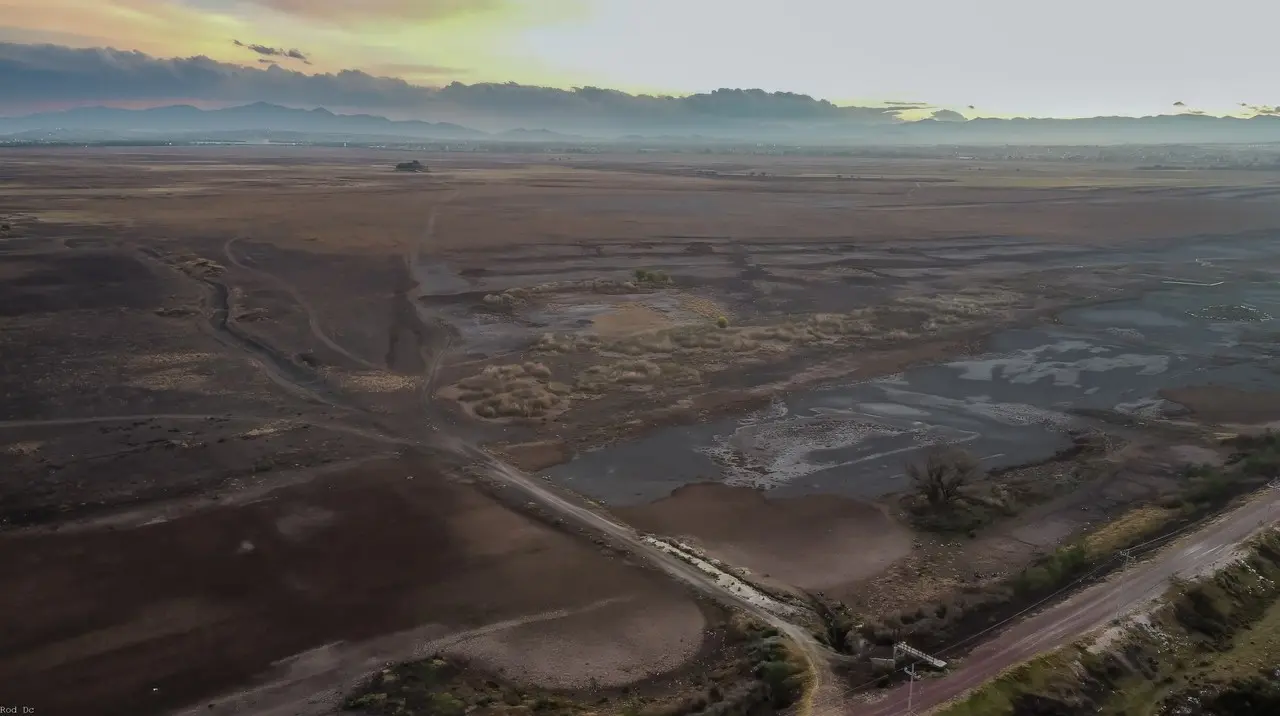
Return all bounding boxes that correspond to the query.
[0,0,1275,117]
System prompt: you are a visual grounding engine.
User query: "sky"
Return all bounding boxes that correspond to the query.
[0,0,1277,117]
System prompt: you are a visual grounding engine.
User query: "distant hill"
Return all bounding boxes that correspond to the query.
[4,101,1280,146]
[0,102,484,140]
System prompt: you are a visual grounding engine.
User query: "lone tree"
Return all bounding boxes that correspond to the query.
[907,446,981,507]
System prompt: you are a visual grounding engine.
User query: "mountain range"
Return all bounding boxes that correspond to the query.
[4,101,1280,145]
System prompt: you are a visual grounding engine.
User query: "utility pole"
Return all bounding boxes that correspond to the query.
[893,643,946,716]
[905,663,917,715]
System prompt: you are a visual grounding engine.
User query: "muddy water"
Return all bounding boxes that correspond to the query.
[545,255,1280,507]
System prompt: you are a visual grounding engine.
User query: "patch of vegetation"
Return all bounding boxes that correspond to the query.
[1082,505,1178,558]
[859,438,1273,670]
[900,447,1014,534]
[175,255,226,279]
[633,268,673,286]
[395,160,427,172]
[444,362,570,420]
[939,530,1280,716]
[901,434,1111,535]
[484,277,677,313]
[573,359,701,393]
[809,595,859,653]
[154,306,198,318]
[1011,543,1091,596]
[343,616,808,716]
[1227,430,1280,479]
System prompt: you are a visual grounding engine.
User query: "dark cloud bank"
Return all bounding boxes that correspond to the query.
[233,40,310,64]
[2,41,1279,144]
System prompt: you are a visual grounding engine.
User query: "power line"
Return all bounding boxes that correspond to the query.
[823,513,1254,710]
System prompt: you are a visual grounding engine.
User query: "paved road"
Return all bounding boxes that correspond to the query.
[852,488,1280,715]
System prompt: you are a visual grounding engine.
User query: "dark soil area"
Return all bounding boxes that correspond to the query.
[0,456,701,716]
[0,417,389,528]
[0,251,162,316]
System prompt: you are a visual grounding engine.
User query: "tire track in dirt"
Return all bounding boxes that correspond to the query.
[396,189,837,716]
[175,597,637,716]
[223,237,380,371]
[126,188,836,715]
[0,413,415,448]
[136,247,353,412]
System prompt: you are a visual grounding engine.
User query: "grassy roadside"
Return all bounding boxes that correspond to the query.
[938,529,1280,716]
[812,433,1280,699]
[854,434,1279,653]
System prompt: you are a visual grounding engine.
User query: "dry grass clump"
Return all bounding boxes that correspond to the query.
[483,275,674,310]
[481,292,521,309]
[534,332,602,353]
[176,255,226,279]
[443,362,570,420]
[537,307,885,361]
[335,371,422,393]
[531,297,985,373]
[633,268,673,285]
[897,288,1023,325]
[574,359,701,393]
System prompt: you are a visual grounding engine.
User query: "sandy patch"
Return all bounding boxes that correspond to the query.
[618,483,912,591]
[678,294,729,321]
[2,441,43,457]
[1160,385,1280,424]
[121,352,222,391]
[125,352,218,370]
[333,371,422,393]
[123,367,213,392]
[592,302,676,337]
[445,594,706,689]
[239,420,300,439]
[495,440,574,472]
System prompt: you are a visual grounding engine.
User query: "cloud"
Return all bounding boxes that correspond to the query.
[1241,103,1280,116]
[0,42,900,131]
[1173,100,1185,106]
[241,0,506,22]
[929,108,966,122]
[364,62,469,79]
[233,40,309,64]
[0,41,436,109]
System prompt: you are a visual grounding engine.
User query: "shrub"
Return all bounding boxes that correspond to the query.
[1013,544,1089,595]
[907,447,982,507]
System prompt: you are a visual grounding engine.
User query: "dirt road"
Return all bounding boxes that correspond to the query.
[851,487,1280,715]
[223,237,380,371]
[455,445,832,706]
[395,188,837,710]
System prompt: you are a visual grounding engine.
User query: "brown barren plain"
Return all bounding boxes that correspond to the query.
[4,146,1280,715]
